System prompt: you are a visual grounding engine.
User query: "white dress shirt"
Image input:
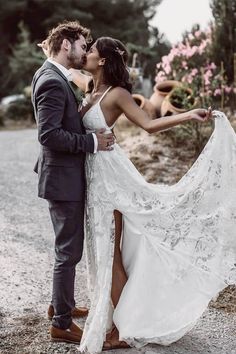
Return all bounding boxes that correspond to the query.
[46,58,98,153]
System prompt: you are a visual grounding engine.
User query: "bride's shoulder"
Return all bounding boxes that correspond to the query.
[110,86,131,99]
[112,86,130,93]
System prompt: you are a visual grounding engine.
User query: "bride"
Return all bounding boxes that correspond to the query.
[67,36,236,353]
[40,36,236,353]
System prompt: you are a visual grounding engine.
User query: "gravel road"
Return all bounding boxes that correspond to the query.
[0,128,235,354]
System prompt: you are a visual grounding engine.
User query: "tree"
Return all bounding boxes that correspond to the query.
[8,21,44,93]
[210,0,236,83]
[0,0,167,97]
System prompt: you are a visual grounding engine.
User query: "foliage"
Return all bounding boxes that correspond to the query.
[155,25,234,108]
[127,27,170,80]
[164,119,213,156]
[169,86,195,110]
[0,109,4,127]
[8,22,45,93]
[154,25,220,155]
[0,0,167,98]
[3,96,34,121]
[210,0,236,84]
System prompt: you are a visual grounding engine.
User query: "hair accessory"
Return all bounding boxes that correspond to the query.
[115,47,125,56]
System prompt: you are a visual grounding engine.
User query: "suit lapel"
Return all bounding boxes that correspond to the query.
[41,61,79,104]
[67,81,80,103]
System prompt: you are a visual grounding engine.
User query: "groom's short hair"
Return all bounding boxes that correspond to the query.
[47,20,92,56]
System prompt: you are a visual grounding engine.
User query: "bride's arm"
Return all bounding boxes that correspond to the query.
[69,69,91,92]
[115,88,211,134]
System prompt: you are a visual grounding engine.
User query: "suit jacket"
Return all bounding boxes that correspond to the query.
[31,60,94,201]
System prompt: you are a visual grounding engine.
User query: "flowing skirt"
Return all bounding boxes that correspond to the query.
[79,111,236,353]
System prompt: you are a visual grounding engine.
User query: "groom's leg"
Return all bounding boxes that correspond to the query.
[48,200,84,330]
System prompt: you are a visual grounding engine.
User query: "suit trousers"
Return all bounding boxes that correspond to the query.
[48,200,84,329]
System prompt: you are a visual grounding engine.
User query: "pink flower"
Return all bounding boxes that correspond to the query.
[198,41,207,55]
[209,62,217,70]
[194,30,201,38]
[204,77,210,86]
[170,47,180,57]
[168,48,180,62]
[188,33,194,41]
[164,64,172,75]
[191,68,198,76]
[225,86,232,93]
[182,61,188,69]
[162,55,170,65]
[214,89,222,96]
[155,70,167,83]
[203,70,212,86]
[186,75,193,84]
[154,25,217,89]
[205,69,213,78]
[191,46,198,55]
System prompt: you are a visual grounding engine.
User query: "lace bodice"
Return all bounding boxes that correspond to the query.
[82,86,115,134]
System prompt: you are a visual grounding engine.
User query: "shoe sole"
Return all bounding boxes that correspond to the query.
[102,343,131,351]
[48,314,88,321]
[51,337,81,345]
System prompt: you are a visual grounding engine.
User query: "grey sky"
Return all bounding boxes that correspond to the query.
[150,0,213,44]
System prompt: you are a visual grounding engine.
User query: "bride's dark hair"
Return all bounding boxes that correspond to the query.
[87,37,132,93]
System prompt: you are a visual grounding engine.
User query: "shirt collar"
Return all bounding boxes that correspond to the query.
[47,58,73,81]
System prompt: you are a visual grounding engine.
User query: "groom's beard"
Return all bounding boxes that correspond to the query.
[67,47,86,70]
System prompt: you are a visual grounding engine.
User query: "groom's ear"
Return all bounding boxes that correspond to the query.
[62,38,71,51]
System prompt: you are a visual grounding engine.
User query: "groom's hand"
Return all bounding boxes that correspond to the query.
[37,40,49,58]
[95,129,115,151]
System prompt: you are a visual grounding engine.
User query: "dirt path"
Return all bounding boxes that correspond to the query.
[0,128,235,354]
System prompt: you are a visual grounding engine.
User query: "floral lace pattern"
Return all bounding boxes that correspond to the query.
[79,108,236,353]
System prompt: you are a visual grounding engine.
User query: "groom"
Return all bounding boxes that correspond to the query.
[31,21,114,344]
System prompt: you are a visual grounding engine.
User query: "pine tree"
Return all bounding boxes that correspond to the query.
[210,0,236,83]
[0,0,167,96]
[8,21,44,93]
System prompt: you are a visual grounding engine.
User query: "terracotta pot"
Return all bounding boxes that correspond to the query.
[149,80,181,117]
[132,93,156,119]
[161,87,195,116]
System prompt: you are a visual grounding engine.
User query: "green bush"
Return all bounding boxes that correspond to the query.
[0,108,4,127]
[5,97,34,121]
[163,120,213,156]
[169,86,195,110]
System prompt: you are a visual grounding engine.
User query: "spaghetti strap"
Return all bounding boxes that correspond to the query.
[98,86,113,103]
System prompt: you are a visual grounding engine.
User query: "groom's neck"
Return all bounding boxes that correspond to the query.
[51,55,69,70]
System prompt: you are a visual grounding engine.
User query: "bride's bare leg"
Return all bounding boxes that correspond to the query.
[111,210,128,308]
[103,211,130,349]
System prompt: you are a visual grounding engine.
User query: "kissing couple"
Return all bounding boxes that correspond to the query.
[32,20,236,353]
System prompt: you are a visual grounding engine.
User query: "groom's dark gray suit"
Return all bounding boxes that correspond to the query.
[32,60,94,329]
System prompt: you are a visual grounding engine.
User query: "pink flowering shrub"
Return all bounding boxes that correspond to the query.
[155,27,234,107]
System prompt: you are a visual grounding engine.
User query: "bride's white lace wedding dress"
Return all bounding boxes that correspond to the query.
[79,87,236,354]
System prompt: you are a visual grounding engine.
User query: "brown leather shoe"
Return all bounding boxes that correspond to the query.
[50,321,83,344]
[102,326,131,351]
[47,304,89,320]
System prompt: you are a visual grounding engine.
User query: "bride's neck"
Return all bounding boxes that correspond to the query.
[91,73,108,93]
